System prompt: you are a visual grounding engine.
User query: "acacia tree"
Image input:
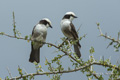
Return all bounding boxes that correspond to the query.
[0,12,120,80]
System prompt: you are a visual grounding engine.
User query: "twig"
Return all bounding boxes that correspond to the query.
[97,26,103,35]
[13,12,16,37]
[45,57,54,73]
[98,26,120,44]
[0,32,28,40]
[45,42,82,65]
[89,69,99,79]
[77,24,82,33]
[58,38,68,48]
[118,31,120,41]
[7,67,13,78]
[23,68,28,75]
[67,40,74,53]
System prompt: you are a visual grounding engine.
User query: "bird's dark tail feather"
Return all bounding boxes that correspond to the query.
[74,44,81,58]
[29,48,40,63]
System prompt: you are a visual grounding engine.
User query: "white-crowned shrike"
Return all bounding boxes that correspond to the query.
[29,18,52,63]
[60,12,81,58]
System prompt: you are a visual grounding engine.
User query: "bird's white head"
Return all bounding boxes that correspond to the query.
[64,11,77,21]
[42,18,52,28]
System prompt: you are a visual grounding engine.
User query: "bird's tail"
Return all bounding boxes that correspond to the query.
[29,47,40,63]
[74,44,81,58]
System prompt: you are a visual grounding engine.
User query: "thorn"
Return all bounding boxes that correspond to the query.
[6,67,13,78]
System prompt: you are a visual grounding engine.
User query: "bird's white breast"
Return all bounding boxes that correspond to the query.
[61,19,71,29]
[34,24,47,34]
[32,24,47,49]
[61,19,73,38]
[33,24,47,41]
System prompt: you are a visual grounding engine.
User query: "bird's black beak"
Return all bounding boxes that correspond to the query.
[74,16,77,18]
[50,25,52,28]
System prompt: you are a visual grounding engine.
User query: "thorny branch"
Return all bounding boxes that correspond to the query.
[97,23,120,44]
[1,32,120,79]
[0,23,120,79]
[0,32,82,65]
[7,62,120,80]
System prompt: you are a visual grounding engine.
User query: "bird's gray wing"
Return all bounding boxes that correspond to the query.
[70,23,81,58]
[70,23,81,47]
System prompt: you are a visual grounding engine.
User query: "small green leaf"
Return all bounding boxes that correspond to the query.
[39,65,42,68]
[33,61,38,66]
[89,46,95,54]
[25,35,28,40]
[96,22,100,26]
[107,42,113,48]
[107,67,112,71]
[68,67,71,70]
[5,76,9,80]
[18,67,23,76]
[98,75,104,80]
[0,32,4,35]
[48,44,52,47]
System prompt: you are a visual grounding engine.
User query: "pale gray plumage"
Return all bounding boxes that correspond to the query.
[29,18,52,63]
[60,12,81,58]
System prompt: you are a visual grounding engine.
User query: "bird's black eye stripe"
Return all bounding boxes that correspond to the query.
[39,20,50,26]
[63,14,76,19]
[63,15,71,19]
[45,21,51,26]
[44,20,49,25]
[71,14,75,17]
[47,22,50,25]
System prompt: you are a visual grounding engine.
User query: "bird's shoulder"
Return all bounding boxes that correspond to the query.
[61,19,71,29]
[32,24,47,34]
[61,19,71,25]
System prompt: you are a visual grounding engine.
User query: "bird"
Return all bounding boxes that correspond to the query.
[29,18,52,63]
[60,12,81,58]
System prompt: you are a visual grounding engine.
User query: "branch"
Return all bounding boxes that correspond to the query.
[8,61,120,80]
[97,25,120,44]
[89,70,99,79]
[0,32,28,40]
[58,38,68,48]
[0,32,82,64]
[1,28,119,79]
[0,33,100,79]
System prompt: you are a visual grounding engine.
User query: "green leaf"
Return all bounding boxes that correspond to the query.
[5,76,9,80]
[0,32,4,35]
[18,66,23,76]
[25,35,28,40]
[98,75,103,80]
[96,22,100,26]
[48,44,52,47]
[107,67,112,71]
[33,62,38,66]
[68,67,71,70]
[107,42,113,48]
[89,46,95,54]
